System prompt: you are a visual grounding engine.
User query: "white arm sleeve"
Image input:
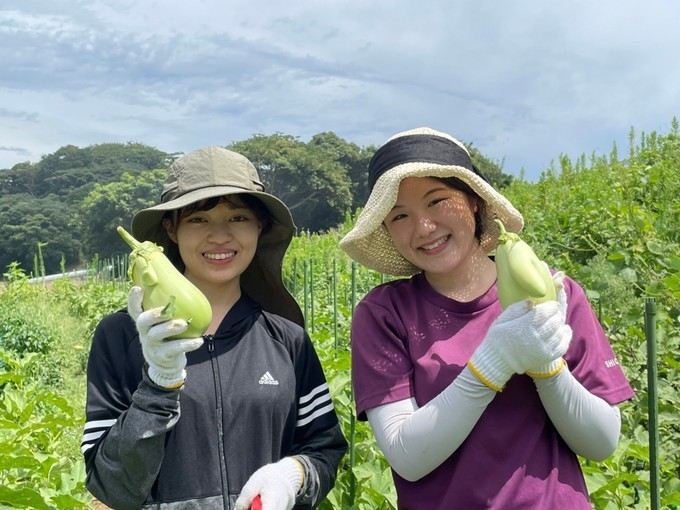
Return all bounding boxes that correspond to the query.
[365,366,495,481]
[533,367,622,461]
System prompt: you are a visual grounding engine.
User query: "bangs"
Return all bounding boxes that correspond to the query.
[180,195,248,218]
[171,193,273,233]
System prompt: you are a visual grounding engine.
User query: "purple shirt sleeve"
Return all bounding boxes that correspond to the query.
[351,294,414,420]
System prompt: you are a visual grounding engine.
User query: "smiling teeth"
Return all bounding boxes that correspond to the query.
[205,252,234,260]
[422,237,447,250]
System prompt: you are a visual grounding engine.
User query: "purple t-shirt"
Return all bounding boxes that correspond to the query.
[351,272,634,510]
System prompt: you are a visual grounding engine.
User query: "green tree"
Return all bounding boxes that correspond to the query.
[3,143,170,200]
[78,169,166,259]
[229,134,353,232]
[0,194,81,274]
[467,144,514,189]
[308,132,377,213]
[0,143,172,272]
[0,164,39,195]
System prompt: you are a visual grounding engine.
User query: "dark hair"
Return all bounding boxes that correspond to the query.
[434,176,486,243]
[161,193,273,271]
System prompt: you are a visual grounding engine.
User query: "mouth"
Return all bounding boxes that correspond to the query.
[419,235,449,252]
[203,251,236,261]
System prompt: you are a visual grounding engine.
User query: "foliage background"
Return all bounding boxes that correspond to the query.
[0,133,514,275]
[1,120,679,508]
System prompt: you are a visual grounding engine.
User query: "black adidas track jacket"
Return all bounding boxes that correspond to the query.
[82,294,347,509]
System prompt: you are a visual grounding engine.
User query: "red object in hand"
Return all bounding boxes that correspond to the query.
[251,495,262,510]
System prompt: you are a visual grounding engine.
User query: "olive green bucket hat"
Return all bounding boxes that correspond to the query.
[131,146,304,327]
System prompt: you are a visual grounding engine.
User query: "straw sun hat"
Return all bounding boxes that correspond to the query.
[339,128,524,276]
[130,146,304,326]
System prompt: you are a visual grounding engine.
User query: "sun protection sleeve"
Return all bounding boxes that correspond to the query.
[533,367,622,461]
[365,366,496,482]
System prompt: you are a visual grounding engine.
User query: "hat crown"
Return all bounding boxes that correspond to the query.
[162,146,264,203]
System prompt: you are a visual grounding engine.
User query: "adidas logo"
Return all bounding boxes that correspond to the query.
[258,371,279,385]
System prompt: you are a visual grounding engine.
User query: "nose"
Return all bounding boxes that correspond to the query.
[415,214,437,236]
[207,221,234,243]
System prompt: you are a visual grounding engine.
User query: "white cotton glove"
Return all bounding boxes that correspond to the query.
[234,457,304,510]
[468,272,572,392]
[128,286,204,389]
[525,271,570,378]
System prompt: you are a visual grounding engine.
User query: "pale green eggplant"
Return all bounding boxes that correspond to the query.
[494,219,556,309]
[117,226,212,339]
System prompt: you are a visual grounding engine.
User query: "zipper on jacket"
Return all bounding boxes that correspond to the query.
[205,334,231,509]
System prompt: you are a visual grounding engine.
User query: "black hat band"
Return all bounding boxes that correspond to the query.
[367,134,490,191]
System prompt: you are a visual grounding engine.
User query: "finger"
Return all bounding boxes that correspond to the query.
[154,337,201,358]
[529,300,565,337]
[180,337,205,353]
[554,325,573,357]
[553,284,568,323]
[233,495,251,510]
[533,298,561,315]
[146,319,189,344]
[496,298,534,322]
[556,285,568,308]
[541,324,572,362]
[127,286,144,321]
[234,484,260,510]
[552,270,566,292]
[167,337,204,355]
[136,304,184,330]
[260,485,293,510]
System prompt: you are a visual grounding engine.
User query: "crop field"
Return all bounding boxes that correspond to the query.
[1,124,680,508]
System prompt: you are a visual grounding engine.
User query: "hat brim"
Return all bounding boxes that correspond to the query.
[129,185,304,327]
[339,162,524,276]
[132,185,293,242]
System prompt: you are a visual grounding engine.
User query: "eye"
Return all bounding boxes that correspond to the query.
[429,197,447,207]
[185,215,207,224]
[387,212,407,223]
[230,210,255,222]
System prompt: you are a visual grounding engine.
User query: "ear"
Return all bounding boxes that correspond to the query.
[162,218,178,244]
[467,194,479,213]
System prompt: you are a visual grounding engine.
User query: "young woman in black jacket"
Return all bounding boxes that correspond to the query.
[82,146,347,510]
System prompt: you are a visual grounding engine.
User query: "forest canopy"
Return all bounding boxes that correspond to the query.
[0,133,512,275]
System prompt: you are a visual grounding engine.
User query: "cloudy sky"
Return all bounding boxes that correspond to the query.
[1,0,678,181]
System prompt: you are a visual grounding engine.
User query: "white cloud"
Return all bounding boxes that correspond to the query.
[0,0,678,179]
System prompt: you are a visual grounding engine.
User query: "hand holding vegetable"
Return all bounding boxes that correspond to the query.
[525,271,570,378]
[234,457,304,510]
[128,286,204,389]
[468,288,572,392]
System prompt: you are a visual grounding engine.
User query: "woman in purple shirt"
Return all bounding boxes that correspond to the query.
[339,128,634,510]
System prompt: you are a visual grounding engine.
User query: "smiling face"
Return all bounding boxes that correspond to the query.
[163,196,263,293]
[384,176,483,278]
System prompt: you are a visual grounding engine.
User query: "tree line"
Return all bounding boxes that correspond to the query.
[0,133,513,275]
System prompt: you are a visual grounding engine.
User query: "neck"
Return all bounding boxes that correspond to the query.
[424,248,497,302]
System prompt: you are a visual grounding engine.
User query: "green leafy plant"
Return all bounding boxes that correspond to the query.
[1,119,679,508]
[0,351,93,509]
